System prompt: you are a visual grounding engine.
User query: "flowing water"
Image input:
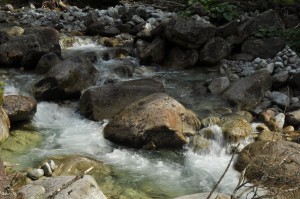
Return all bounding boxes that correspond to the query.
[0,37,246,198]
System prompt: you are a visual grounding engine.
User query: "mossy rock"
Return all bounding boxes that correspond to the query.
[0,130,42,156]
[220,118,253,142]
[257,130,283,141]
[200,116,221,127]
[48,155,111,178]
[192,135,211,153]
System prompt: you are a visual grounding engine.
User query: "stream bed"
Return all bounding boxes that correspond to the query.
[0,37,243,198]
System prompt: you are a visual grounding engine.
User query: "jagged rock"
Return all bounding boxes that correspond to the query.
[0,27,61,69]
[35,52,62,74]
[80,79,164,120]
[17,175,107,199]
[164,16,215,49]
[241,37,286,59]
[3,95,37,122]
[163,47,198,69]
[235,141,300,198]
[104,93,200,149]
[136,37,166,64]
[198,37,231,65]
[224,70,272,109]
[33,56,99,101]
[0,107,10,143]
[208,76,230,95]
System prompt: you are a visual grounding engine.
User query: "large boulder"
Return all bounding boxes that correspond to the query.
[0,107,10,143]
[33,56,99,101]
[3,95,37,122]
[35,52,62,74]
[0,27,61,69]
[224,70,272,109]
[80,78,164,120]
[220,118,253,142]
[241,37,286,59]
[198,37,231,65]
[136,37,166,64]
[163,47,198,69]
[17,175,107,199]
[238,10,284,39]
[235,141,300,198]
[104,93,201,149]
[164,16,216,49]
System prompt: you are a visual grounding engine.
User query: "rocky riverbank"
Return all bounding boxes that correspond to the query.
[0,1,300,198]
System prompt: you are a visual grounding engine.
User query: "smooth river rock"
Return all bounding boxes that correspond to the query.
[104,93,200,149]
[3,95,37,122]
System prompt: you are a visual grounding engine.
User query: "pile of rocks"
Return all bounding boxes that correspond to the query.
[27,160,57,180]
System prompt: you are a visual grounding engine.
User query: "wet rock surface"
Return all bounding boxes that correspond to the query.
[104,93,200,149]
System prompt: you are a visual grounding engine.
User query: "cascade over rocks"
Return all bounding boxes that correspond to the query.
[104,93,201,149]
[164,16,216,49]
[80,78,164,120]
[33,56,99,101]
[224,70,272,109]
[3,95,37,122]
[0,27,61,69]
[235,141,300,197]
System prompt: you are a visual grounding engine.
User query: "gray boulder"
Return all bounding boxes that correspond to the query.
[235,141,300,198]
[80,79,164,120]
[224,70,272,109]
[104,93,200,149]
[136,37,166,64]
[0,27,61,69]
[208,77,230,95]
[3,95,37,122]
[238,10,284,39]
[33,56,99,101]
[17,175,107,199]
[266,91,290,107]
[164,16,215,49]
[35,52,62,74]
[272,70,289,88]
[163,47,198,69]
[198,37,231,65]
[241,37,286,59]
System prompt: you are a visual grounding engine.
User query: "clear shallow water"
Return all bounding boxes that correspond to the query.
[0,38,244,198]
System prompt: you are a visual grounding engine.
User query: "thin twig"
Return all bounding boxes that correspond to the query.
[207,144,240,199]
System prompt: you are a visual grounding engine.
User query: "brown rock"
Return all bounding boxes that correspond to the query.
[104,93,200,149]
